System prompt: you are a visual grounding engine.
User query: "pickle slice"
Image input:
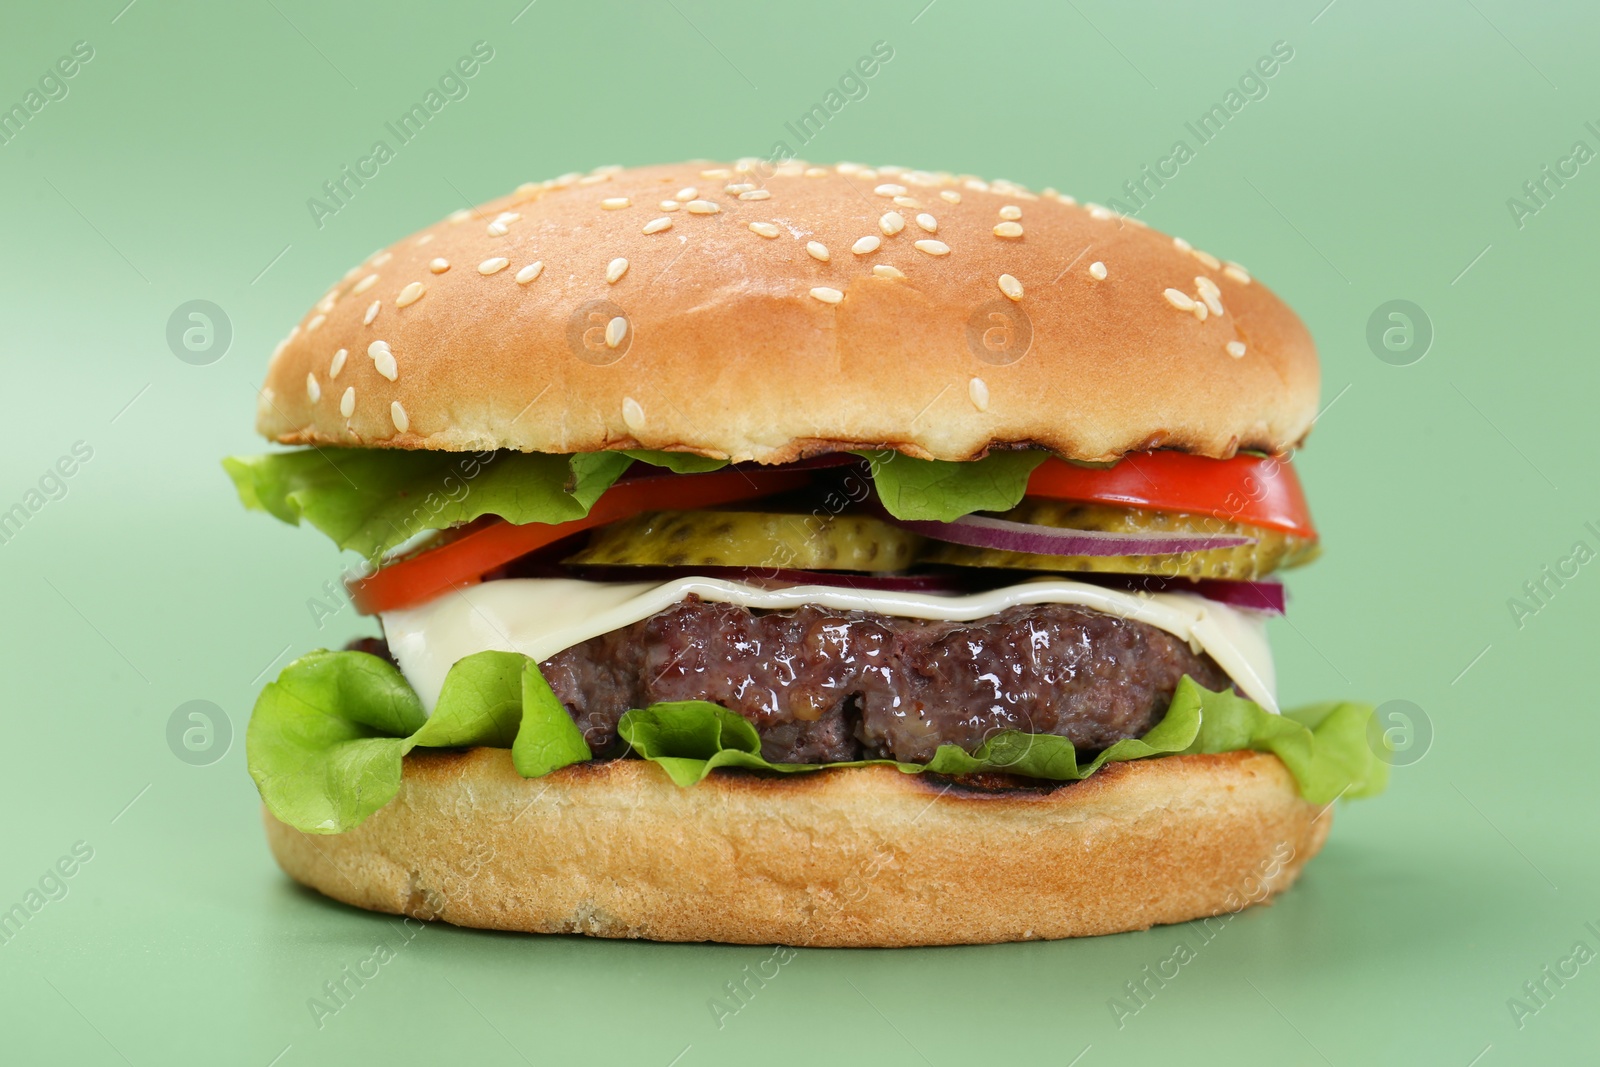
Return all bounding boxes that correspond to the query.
[567,510,924,571]
[919,501,1318,580]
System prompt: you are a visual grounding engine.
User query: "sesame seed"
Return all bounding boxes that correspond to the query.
[894,197,925,211]
[371,252,393,267]
[964,178,990,192]
[1224,263,1252,285]
[353,273,380,295]
[685,200,720,214]
[390,400,409,432]
[601,197,631,210]
[474,257,508,276]
[448,209,472,222]
[700,168,732,179]
[516,261,544,284]
[1193,302,1209,322]
[339,387,356,418]
[578,173,610,186]
[1173,236,1193,252]
[642,217,673,235]
[417,233,435,246]
[306,373,320,402]
[606,257,629,284]
[307,313,326,332]
[837,162,863,175]
[725,183,755,194]
[1089,261,1108,280]
[429,258,450,274]
[363,301,381,325]
[369,340,398,381]
[998,205,1022,221]
[316,292,338,313]
[396,282,425,307]
[852,235,881,255]
[738,189,771,200]
[659,200,681,211]
[1087,204,1113,220]
[676,187,698,201]
[1163,288,1196,311]
[1194,249,1222,271]
[487,221,509,236]
[329,349,348,379]
[552,172,581,187]
[805,167,829,177]
[879,212,905,235]
[968,377,990,412]
[809,286,844,304]
[993,222,1024,238]
[872,264,906,280]
[1195,276,1225,316]
[915,213,937,233]
[749,222,781,239]
[914,239,950,256]
[806,241,830,262]
[604,316,628,349]
[622,396,646,431]
[939,190,961,204]
[998,274,1023,301]
[1226,341,1247,358]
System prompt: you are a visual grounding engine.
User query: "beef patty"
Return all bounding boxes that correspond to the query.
[535,596,1231,764]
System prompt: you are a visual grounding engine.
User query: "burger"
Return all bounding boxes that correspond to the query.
[228,160,1385,947]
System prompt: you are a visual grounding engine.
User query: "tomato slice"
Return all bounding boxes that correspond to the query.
[350,466,813,615]
[1025,453,1317,540]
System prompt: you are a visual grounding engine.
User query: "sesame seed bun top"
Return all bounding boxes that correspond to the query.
[256,160,1320,464]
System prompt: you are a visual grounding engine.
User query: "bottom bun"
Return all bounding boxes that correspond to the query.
[264,748,1331,947]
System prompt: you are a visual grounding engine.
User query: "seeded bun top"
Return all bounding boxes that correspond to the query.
[256,160,1319,464]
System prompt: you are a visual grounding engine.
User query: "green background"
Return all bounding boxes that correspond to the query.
[2,0,1595,1062]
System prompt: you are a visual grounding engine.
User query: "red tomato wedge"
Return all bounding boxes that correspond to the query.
[1025,453,1317,540]
[350,466,813,615]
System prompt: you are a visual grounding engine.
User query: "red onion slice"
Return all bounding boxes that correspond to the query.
[1187,578,1286,613]
[891,512,1256,557]
[1047,572,1287,614]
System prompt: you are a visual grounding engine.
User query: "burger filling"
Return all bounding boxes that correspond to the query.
[227,445,1389,834]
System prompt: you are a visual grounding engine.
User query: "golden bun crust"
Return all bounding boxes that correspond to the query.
[264,749,1330,947]
[257,162,1319,464]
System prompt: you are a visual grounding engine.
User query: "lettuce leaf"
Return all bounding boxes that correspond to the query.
[221,448,734,563]
[224,444,1056,560]
[617,677,1386,804]
[249,652,1384,834]
[246,649,591,833]
[855,449,1048,521]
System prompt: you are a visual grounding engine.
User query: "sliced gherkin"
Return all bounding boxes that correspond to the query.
[919,501,1318,580]
[567,510,924,571]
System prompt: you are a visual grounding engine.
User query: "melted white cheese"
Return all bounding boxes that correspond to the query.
[382,577,1278,715]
